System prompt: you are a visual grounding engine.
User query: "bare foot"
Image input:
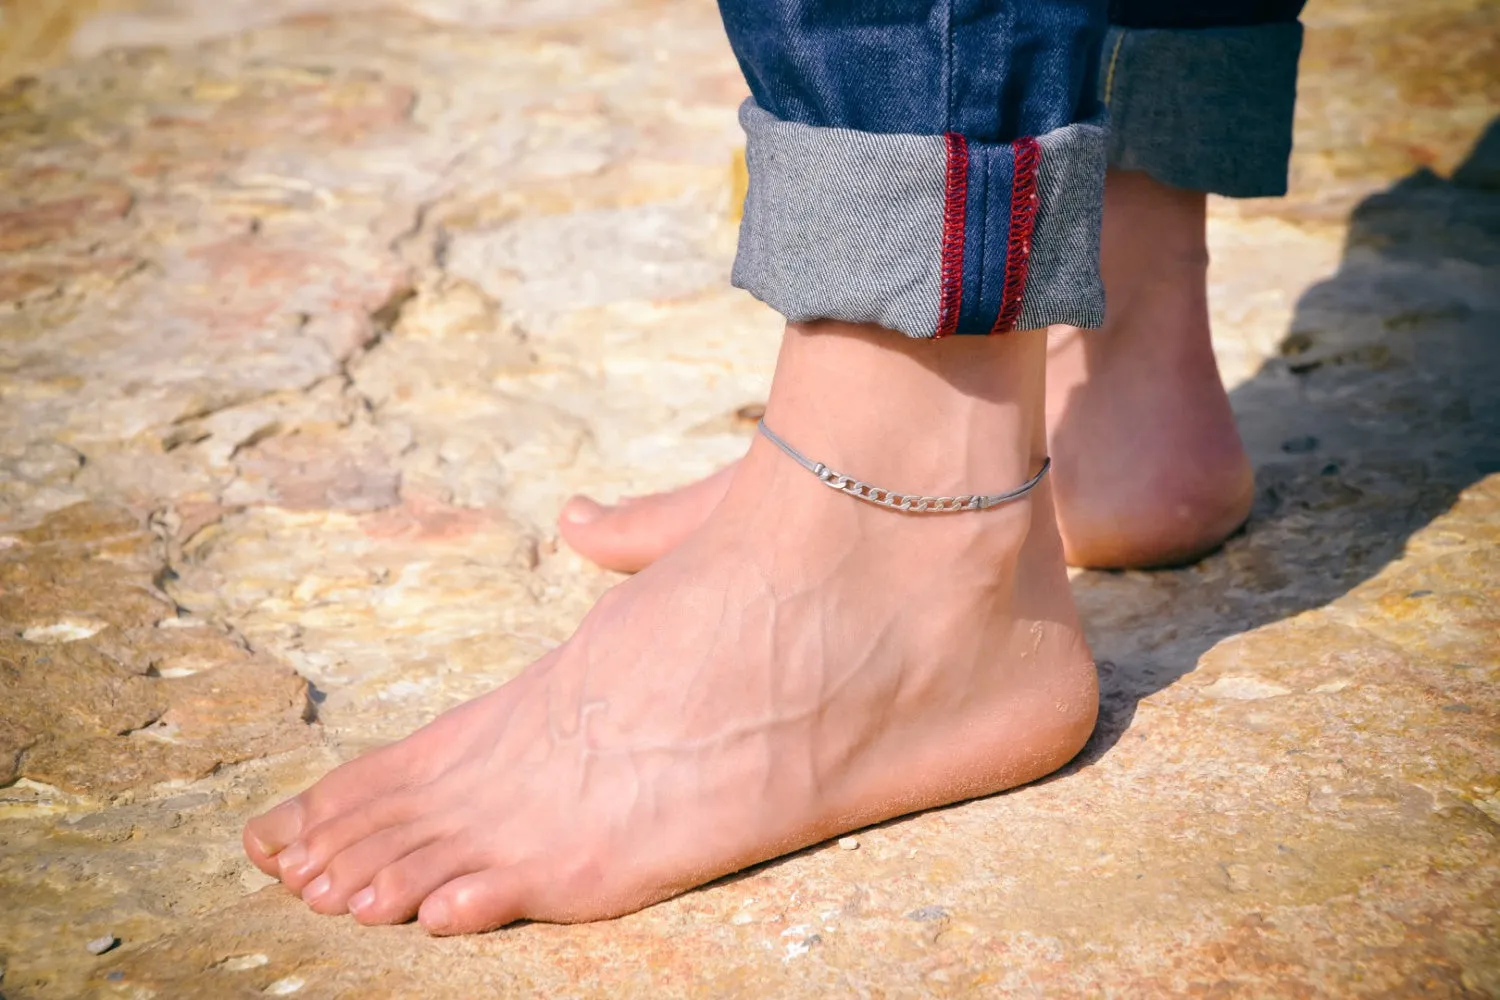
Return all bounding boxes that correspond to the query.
[244,322,1096,934]
[559,169,1252,573]
[1046,170,1253,568]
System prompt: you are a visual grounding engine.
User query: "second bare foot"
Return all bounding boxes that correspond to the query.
[1045,170,1254,568]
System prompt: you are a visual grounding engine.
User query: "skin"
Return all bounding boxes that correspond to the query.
[558,169,1255,573]
[244,321,1098,934]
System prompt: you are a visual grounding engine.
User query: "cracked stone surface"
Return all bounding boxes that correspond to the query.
[1,0,1497,997]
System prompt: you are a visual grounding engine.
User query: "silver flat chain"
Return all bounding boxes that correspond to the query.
[757,419,1050,513]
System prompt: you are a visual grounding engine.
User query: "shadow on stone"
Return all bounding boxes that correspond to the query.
[1069,117,1500,768]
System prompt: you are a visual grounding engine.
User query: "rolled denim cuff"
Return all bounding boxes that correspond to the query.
[732,100,1106,338]
[1100,22,1303,197]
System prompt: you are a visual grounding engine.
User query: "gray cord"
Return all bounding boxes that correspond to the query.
[757,419,1050,513]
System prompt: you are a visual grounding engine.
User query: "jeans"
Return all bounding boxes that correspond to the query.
[718,0,1306,338]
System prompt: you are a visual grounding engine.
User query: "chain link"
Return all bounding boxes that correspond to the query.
[759,420,1049,514]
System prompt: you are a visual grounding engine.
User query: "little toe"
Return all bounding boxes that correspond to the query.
[347,840,486,926]
[417,867,533,936]
[300,820,441,915]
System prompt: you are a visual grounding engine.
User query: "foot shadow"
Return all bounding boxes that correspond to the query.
[1065,118,1500,767]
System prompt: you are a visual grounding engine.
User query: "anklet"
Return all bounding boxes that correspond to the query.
[757,420,1050,513]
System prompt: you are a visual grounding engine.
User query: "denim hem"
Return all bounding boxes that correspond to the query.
[731,100,1105,339]
[1101,22,1303,198]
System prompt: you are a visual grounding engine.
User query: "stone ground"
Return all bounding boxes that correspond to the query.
[0,0,1496,996]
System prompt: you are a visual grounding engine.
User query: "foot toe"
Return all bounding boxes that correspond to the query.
[559,495,608,526]
[557,465,736,574]
[243,823,282,877]
[349,841,485,926]
[557,495,651,573]
[243,797,306,869]
[300,820,440,915]
[417,867,532,936]
[276,789,428,892]
[244,740,430,868]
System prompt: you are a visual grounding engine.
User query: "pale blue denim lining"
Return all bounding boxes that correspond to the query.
[732,102,1108,338]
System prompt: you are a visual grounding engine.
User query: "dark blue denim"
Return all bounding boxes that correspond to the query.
[718,0,1106,144]
[717,1,1306,140]
[1108,0,1305,29]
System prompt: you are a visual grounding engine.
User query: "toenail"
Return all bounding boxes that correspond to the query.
[348,886,375,914]
[302,874,331,902]
[561,497,605,524]
[277,843,308,874]
[421,896,451,930]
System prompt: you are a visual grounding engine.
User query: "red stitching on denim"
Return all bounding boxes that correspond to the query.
[990,136,1041,335]
[934,132,968,340]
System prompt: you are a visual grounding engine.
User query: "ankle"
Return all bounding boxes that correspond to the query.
[1102,169,1207,250]
[1100,170,1210,309]
[758,320,1048,497]
[720,433,1045,578]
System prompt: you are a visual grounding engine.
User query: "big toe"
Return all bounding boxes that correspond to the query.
[558,466,736,574]
[244,797,306,873]
[557,495,681,573]
[558,496,637,571]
